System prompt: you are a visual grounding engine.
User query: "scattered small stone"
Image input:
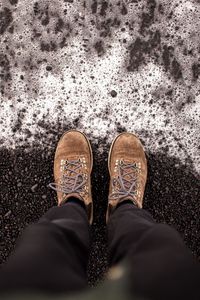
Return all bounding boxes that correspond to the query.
[110,90,117,97]
[31,183,38,192]
[4,210,11,218]
[46,66,52,71]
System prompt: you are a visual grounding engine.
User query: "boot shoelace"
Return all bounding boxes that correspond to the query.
[109,161,140,201]
[49,159,86,194]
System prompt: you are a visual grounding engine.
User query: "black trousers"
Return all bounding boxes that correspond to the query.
[0,201,199,299]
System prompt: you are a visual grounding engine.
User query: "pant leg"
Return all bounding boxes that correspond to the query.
[108,203,200,300]
[0,201,90,294]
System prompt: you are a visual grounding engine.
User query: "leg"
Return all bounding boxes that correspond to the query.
[108,202,156,265]
[107,133,200,299]
[0,200,90,294]
[0,130,94,294]
[108,203,200,300]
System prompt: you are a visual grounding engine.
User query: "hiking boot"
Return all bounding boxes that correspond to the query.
[49,130,93,224]
[107,132,147,222]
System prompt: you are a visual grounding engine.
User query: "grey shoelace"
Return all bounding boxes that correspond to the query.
[109,161,139,201]
[49,159,86,194]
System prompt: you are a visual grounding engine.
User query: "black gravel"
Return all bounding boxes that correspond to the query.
[0,134,199,286]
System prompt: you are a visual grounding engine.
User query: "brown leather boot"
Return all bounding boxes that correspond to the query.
[49,130,93,224]
[107,132,147,222]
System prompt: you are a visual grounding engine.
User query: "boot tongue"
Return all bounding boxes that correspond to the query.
[61,156,82,162]
[62,193,84,203]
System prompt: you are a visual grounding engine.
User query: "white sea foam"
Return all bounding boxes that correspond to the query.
[0,0,199,174]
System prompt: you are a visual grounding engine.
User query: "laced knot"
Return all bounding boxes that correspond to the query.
[109,160,140,202]
[49,159,86,195]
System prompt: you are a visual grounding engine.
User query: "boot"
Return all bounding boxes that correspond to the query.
[107,132,147,222]
[49,130,93,224]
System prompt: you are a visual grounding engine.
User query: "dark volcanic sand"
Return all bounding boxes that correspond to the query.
[0,133,199,286]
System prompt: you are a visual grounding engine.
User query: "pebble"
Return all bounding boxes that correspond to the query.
[4,210,11,218]
[31,183,38,192]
